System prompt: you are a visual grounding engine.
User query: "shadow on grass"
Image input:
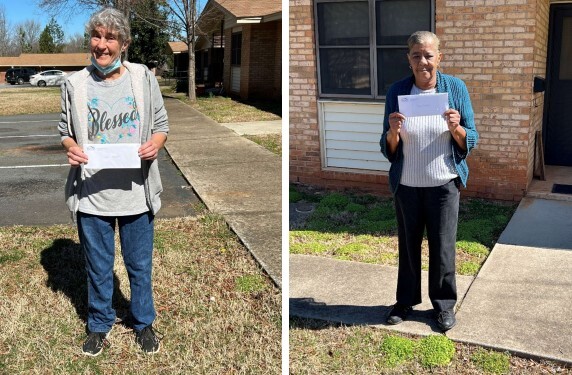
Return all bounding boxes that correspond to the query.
[238,98,282,118]
[40,238,132,329]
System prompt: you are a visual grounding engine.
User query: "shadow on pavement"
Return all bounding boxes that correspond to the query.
[289,298,443,333]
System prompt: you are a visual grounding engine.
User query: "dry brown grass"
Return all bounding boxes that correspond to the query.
[0,215,281,374]
[0,87,61,116]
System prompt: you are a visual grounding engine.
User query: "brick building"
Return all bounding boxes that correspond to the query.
[197,0,282,100]
[0,53,90,83]
[290,0,572,201]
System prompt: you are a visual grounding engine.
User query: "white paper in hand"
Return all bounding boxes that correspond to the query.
[398,92,449,117]
[84,144,141,170]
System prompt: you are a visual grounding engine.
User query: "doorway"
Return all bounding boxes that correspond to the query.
[545,4,572,166]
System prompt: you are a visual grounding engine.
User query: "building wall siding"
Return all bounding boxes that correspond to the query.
[319,101,391,171]
[290,0,551,201]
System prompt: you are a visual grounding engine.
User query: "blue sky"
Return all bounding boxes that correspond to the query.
[0,0,93,38]
[1,1,208,40]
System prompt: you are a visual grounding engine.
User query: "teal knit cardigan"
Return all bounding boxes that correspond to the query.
[379,71,479,194]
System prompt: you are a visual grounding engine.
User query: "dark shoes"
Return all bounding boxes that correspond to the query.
[437,310,456,331]
[386,304,456,331]
[82,331,110,357]
[386,303,412,325]
[135,325,161,354]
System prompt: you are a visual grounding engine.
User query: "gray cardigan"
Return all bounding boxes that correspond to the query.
[59,62,169,220]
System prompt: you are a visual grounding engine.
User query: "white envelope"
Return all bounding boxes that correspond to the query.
[84,144,141,170]
[398,92,449,117]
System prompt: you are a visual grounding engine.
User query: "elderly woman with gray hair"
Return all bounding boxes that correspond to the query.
[58,8,168,355]
[380,31,478,331]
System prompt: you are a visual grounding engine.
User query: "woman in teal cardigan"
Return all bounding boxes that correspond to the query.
[380,31,478,331]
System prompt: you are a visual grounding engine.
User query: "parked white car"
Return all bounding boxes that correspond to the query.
[29,70,67,87]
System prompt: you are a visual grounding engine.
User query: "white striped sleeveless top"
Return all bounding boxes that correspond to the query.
[399,85,458,187]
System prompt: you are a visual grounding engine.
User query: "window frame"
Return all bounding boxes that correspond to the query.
[231,32,242,66]
[314,0,435,100]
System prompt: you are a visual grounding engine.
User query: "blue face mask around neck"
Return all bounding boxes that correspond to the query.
[91,56,122,76]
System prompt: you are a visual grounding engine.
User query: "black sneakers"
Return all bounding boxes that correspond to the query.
[386,303,412,325]
[135,325,161,354]
[437,310,457,331]
[82,331,110,357]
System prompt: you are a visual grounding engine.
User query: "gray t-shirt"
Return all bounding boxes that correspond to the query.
[78,70,148,216]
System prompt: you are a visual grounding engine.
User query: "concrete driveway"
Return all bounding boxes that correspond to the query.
[0,113,199,226]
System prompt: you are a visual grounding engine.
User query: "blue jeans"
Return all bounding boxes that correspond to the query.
[77,212,156,333]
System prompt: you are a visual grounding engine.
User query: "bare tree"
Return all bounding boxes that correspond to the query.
[16,20,43,54]
[0,5,12,56]
[157,0,202,101]
[64,32,89,52]
[40,0,205,100]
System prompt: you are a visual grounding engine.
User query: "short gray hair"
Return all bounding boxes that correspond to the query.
[407,31,440,52]
[86,8,131,44]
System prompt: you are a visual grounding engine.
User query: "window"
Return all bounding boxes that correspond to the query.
[315,0,433,98]
[231,32,242,66]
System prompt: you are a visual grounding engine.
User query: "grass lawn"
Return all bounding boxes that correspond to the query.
[244,134,282,156]
[289,185,518,276]
[289,185,572,373]
[0,214,281,374]
[0,87,61,116]
[160,86,281,123]
[290,317,570,374]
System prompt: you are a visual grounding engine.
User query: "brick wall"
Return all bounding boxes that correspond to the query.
[290,0,551,201]
[247,21,282,99]
[223,22,281,100]
[436,0,550,201]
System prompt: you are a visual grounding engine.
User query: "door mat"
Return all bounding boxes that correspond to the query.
[552,184,572,195]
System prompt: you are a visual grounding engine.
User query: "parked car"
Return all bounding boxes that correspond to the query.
[5,68,38,85]
[29,70,67,87]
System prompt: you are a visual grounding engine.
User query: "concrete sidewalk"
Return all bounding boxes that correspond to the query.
[290,197,572,364]
[220,120,281,135]
[163,97,282,286]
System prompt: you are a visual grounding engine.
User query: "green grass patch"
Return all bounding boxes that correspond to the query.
[335,242,371,256]
[235,274,267,293]
[418,335,456,368]
[290,242,328,255]
[457,240,489,257]
[290,190,303,203]
[380,335,416,368]
[0,250,25,264]
[289,185,518,276]
[458,260,481,275]
[471,348,511,374]
[244,134,282,156]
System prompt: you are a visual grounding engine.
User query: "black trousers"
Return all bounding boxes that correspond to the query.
[394,179,459,312]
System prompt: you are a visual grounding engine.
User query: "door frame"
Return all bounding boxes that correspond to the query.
[543,2,572,165]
